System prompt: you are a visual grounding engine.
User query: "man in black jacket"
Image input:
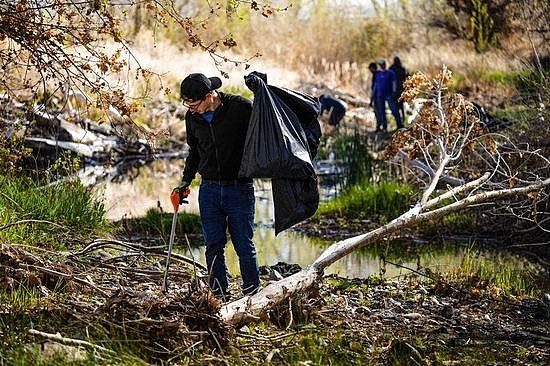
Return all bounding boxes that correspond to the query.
[319,94,347,128]
[389,56,409,125]
[175,73,259,300]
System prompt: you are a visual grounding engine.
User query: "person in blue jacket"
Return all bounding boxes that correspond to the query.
[319,94,347,128]
[368,62,383,131]
[373,59,403,131]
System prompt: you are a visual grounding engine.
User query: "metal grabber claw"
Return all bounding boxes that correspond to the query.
[162,188,189,294]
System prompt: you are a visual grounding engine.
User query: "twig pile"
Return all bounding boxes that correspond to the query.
[1,241,229,358]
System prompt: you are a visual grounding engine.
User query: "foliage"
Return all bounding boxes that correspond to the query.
[316,181,415,222]
[383,65,549,245]
[119,207,202,241]
[0,175,109,249]
[317,131,376,188]
[0,0,278,155]
[265,330,372,365]
[0,120,31,174]
[469,0,497,52]
[431,0,513,43]
[446,246,540,296]
[386,67,494,161]
[220,85,254,100]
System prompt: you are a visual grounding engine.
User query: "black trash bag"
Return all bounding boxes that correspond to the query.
[271,178,319,235]
[239,71,322,234]
[268,83,322,160]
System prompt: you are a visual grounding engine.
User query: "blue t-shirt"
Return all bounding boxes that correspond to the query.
[201,110,215,123]
[373,69,396,98]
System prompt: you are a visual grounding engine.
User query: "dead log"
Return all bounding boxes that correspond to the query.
[25,137,97,158]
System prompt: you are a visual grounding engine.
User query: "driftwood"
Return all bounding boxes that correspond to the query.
[72,238,208,273]
[29,329,116,356]
[0,97,184,165]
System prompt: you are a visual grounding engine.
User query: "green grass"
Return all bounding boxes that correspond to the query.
[480,69,520,85]
[220,85,254,100]
[327,277,364,292]
[317,132,375,188]
[0,175,110,249]
[1,305,150,365]
[264,330,372,365]
[450,68,549,95]
[441,212,474,230]
[3,336,149,366]
[119,207,202,240]
[492,107,531,121]
[450,245,539,296]
[0,282,46,313]
[316,180,415,222]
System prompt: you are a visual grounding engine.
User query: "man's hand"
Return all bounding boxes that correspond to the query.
[173,181,191,204]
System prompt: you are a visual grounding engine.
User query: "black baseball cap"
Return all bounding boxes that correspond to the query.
[180,73,222,102]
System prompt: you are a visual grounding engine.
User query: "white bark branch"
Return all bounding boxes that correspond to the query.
[220,177,550,325]
[29,329,116,355]
[397,150,464,186]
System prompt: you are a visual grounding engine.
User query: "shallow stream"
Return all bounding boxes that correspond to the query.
[85,158,539,280]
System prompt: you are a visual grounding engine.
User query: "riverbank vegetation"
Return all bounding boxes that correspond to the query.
[2,242,548,364]
[1,0,549,364]
[117,207,203,243]
[0,175,110,249]
[317,181,414,223]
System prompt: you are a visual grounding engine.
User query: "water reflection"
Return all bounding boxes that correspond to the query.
[84,158,535,279]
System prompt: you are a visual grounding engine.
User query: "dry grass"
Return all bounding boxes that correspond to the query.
[109,30,303,99]
[103,1,546,114]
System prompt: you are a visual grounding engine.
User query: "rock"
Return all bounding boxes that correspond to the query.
[239,325,251,334]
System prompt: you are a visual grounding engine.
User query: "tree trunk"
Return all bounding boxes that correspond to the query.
[220,177,550,325]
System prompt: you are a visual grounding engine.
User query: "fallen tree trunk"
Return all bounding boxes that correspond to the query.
[221,177,550,325]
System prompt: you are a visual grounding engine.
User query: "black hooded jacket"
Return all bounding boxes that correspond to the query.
[182,92,252,183]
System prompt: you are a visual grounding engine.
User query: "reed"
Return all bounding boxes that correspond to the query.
[317,180,414,222]
[447,245,539,296]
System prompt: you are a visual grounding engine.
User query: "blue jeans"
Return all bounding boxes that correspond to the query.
[199,180,260,298]
[374,96,403,130]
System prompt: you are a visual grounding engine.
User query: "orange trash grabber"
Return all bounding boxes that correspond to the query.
[162,186,190,294]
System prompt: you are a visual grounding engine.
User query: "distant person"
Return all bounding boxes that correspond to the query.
[373,59,403,131]
[368,62,383,131]
[389,56,409,124]
[319,94,347,128]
